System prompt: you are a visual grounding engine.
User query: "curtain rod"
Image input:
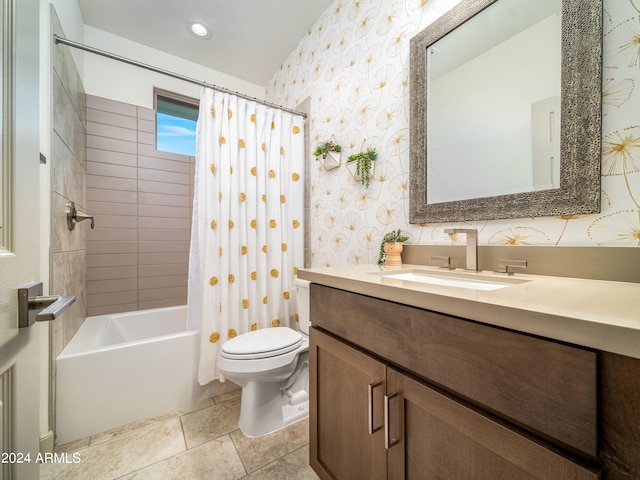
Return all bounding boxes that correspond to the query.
[53,34,307,119]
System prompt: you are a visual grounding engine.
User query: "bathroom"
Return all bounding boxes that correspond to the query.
[0,0,638,478]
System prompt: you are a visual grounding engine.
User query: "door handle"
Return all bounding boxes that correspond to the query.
[18,282,76,328]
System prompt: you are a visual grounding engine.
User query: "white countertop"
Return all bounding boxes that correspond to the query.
[298,264,640,359]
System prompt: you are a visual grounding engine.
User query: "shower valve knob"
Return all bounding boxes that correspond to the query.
[67,201,95,230]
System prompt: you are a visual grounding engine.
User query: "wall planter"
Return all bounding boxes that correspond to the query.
[347,147,377,187]
[314,140,342,171]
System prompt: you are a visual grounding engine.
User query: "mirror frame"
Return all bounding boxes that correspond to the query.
[409,0,602,223]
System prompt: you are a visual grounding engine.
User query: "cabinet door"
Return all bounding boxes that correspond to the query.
[310,327,387,480]
[386,368,599,480]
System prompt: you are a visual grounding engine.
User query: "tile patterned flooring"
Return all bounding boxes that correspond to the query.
[41,389,319,480]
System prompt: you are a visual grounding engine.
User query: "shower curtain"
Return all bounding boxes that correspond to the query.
[188,87,305,385]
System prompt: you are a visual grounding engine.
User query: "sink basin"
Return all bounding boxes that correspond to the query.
[371,269,528,291]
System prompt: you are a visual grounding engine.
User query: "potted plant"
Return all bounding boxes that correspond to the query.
[313,140,342,171]
[377,229,409,266]
[347,147,377,187]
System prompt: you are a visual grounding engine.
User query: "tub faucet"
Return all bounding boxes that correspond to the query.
[444,228,478,271]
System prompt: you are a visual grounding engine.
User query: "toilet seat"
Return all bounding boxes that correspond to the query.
[220,327,303,360]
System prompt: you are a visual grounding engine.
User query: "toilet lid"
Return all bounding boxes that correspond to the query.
[220,327,303,360]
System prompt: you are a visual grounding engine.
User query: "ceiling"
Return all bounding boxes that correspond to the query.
[77,0,333,86]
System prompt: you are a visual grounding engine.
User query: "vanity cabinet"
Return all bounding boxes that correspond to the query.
[310,326,386,480]
[309,284,601,480]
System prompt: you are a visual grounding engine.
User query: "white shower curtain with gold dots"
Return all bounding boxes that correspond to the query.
[188,87,305,385]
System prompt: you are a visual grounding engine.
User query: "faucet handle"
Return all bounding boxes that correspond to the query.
[431,255,453,270]
[497,259,527,276]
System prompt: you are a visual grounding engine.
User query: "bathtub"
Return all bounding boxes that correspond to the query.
[56,305,237,445]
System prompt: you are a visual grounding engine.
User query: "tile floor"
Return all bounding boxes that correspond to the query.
[40,389,319,480]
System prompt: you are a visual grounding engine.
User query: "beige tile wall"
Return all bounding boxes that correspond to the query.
[50,6,87,436]
[86,95,194,316]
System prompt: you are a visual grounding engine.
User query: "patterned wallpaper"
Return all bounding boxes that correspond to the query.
[266,0,640,268]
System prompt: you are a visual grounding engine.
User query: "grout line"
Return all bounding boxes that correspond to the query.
[179,412,188,450]
[228,428,250,475]
[180,421,188,453]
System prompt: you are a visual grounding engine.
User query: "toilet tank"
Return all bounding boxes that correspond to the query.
[293,278,311,334]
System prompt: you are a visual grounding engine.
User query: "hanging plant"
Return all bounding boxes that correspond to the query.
[314,140,342,159]
[313,140,342,171]
[347,148,377,187]
[377,229,409,266]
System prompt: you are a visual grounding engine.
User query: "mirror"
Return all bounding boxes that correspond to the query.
[409,0,602,223]
[427,0,562,204]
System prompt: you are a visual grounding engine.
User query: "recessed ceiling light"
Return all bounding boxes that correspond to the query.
[187,21,211,39]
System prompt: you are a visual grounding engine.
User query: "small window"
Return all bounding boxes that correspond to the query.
[154,89,198,157]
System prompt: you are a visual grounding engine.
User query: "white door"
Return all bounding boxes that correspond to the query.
[0,0,43,479]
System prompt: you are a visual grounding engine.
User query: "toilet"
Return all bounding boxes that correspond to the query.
[216,277,311,437]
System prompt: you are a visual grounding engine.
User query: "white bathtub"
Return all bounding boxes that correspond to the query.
[56,305,236,445]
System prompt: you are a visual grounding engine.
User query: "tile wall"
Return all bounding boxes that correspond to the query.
[85,96,195,316]
[50,8,88,434]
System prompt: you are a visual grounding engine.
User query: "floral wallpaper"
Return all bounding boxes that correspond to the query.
[266,0,640,267]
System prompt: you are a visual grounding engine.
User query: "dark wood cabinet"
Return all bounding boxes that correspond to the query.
[599,352,640,479]
[386,367,597,480]
[309,284,605,480]
[310,284,598,458]
[310,326,386,480]
[311,327,598,480]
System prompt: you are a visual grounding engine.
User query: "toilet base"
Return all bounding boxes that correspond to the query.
[237,360,309,437]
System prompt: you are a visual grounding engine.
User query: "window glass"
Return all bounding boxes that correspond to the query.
[155,93,198,157]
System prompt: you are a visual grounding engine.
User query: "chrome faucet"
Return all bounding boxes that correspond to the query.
[444,228,478,271]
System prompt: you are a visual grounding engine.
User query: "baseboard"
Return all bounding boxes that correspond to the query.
[40,430,54,453]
